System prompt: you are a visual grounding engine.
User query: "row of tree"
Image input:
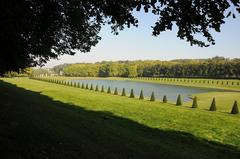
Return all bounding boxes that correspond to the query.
[52,57,240,79]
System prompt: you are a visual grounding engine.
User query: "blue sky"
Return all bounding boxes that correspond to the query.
[45,12,240,67]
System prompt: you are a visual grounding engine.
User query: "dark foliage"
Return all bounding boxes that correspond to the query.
[90,84,94,90]
[163,95,167,103]
[101,85,104,92]
[150,91,155,101]
[139,90,144,100]
[1,0,239,74]
[231,101,239,114]
[107,86,111,94]
[210,98,217,111]
[81,83,85,89]
[95,85,99,91]
[129,89,135,98]
[114,88,118,95]
[176,94,182,106]
[192,96,198,108]
[122,88,126,96]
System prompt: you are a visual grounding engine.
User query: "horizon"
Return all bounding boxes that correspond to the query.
[43,56,239,68]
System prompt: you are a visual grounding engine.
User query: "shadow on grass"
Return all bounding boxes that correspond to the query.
[0,80,240,159]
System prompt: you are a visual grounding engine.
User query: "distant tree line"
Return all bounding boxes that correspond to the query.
[53,57,240,79]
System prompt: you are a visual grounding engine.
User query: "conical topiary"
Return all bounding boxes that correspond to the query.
[86,83,89,89]
[231,101,239,114]
[114,88,118,95]
[107,86,111,94]
[95,85,99,91]
[121,88,126,96]
[163,95,167,103]
[192,96,198,108]
[150,91,155,101]
[90,84,93,90]
[101,85,104,92]
[78,83,81,88]
[81,83,85,89]
[139,90,144,100]
[209,97,217,111]
[129,89,135,98]
[176,94,182,106]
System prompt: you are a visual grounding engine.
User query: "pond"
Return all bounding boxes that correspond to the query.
[71,79,221,102]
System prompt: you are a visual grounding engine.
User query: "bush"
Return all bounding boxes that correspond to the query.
[86,84,89,89]
[107,86,111,93]
[176,94,182,106]
[231,101,239,114]
[121,88,126,96]
[114,88,118,95]
[209,97,217,111]
[163,95,167,103]
[129,89,135,98]
[95,85,99,91]
[192,96,198,108]
[150,91,155,101]
[77,83,81,88]
[81,83,85,89]
[139,90,144,100]
[90,84,93,90]
[101,85,104,92]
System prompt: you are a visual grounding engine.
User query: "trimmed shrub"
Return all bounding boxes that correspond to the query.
[150,91,155,101]
[86,84,89,89]
[139,90,144,100]
[95,85,99,91]
[90,84,93,90]
[121,88,126,96]
[192,96,198,108]
[231,101,239,114]
[163,95,167,103]
[81,83,85,89]
[129,89,135,98]
[114,88,118,95]
[77,83,81,88]
[107,86,111,94]
[209,97,217,111]
[101,85,104,92]
[176,94,182,106]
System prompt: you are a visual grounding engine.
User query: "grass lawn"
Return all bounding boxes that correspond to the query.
[118,77,240,91]
[0,78,240,159]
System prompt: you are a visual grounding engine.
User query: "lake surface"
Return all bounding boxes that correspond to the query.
[71,79,221,102]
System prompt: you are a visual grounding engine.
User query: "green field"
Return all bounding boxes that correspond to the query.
[1,77,240,159]
[125,77,240,91]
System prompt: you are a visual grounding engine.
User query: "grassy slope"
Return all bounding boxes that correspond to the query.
[0,78,240,159]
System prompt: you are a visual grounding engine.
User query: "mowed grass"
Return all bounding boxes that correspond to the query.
[186,91,240,112]
[0,78,240,159]
[118,77,240,91]
[40,76,240,112]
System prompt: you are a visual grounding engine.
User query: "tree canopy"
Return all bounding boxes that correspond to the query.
[1,0,239,74]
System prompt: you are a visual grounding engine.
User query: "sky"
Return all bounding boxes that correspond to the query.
[44,11,240,68]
